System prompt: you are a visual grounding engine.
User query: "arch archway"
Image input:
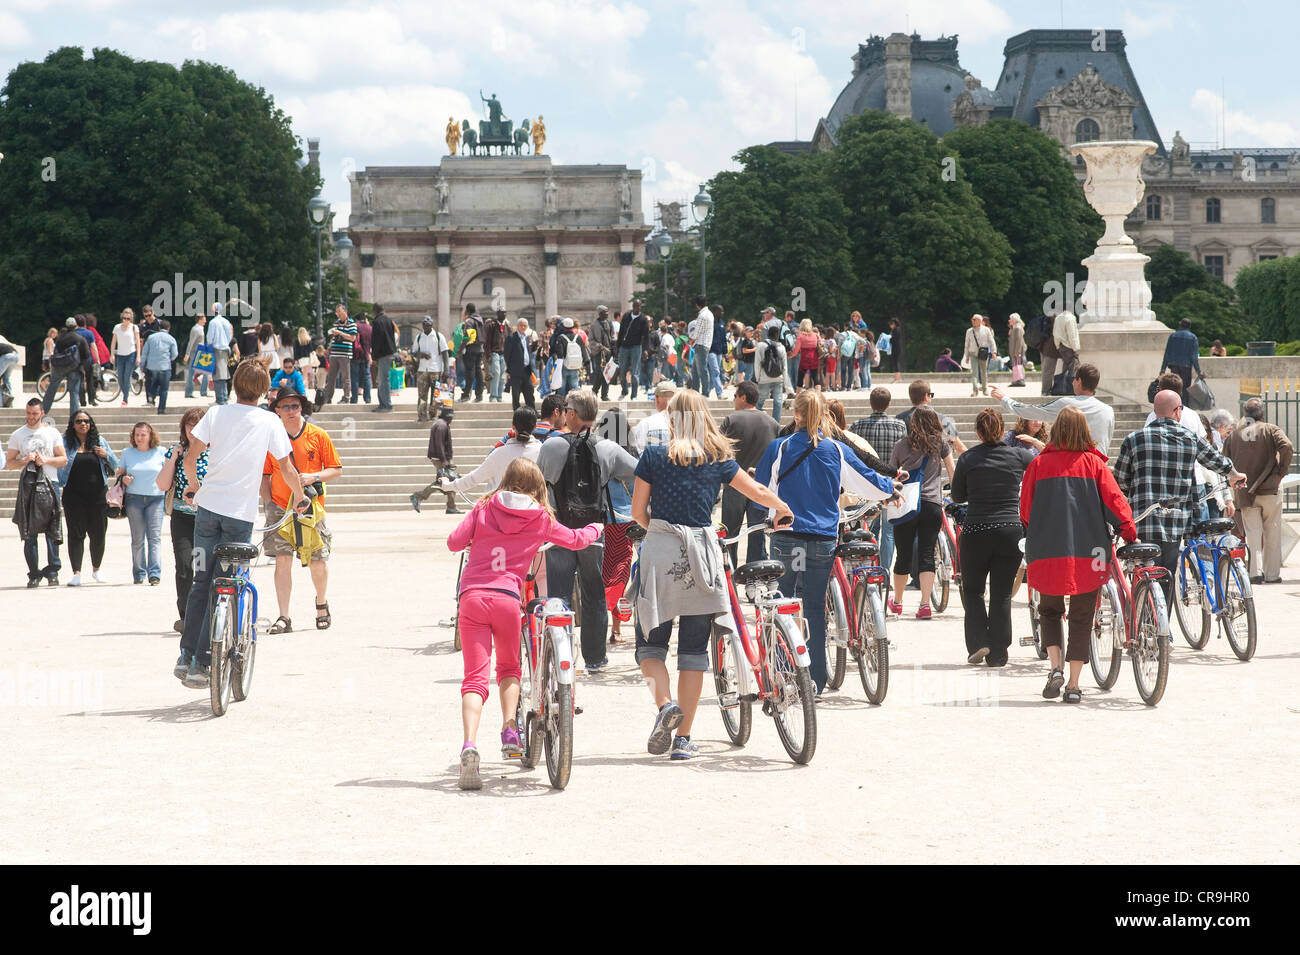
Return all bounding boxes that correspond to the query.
[456,267,538,325]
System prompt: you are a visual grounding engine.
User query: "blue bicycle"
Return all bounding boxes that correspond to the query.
[1171,515,1257,661]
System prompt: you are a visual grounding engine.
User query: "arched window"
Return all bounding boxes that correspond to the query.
[1146,195,1162,220]
[1261,197,1276,223]
[481,277,493,295]
[1205,197,1221,223]
[1074,118,1100,143]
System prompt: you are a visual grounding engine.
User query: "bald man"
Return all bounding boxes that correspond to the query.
[1114,390,1245,598]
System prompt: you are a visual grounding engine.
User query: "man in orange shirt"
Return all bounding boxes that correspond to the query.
[261,387,343,632]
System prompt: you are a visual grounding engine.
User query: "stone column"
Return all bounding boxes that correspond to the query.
[884,33,912,120]
[619,241,635,313]
[436,244,452,338]
[544,241,559,318]
[359,249,375,304]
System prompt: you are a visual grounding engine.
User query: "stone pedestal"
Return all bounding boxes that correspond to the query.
[1078,324,1168,405]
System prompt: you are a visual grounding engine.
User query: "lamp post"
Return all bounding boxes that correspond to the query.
[676,267,688,325]
[691,183,713,296]
[335,234,354,311]
[654,229,673,321]
[308,195,331,341]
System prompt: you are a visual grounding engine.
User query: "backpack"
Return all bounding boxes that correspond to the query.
[555,429,609,528]
[761,341,784,380]
[50,340,81,371]
[840,333,859,358]
[781,325,798,352]
[563,334,584,370]
[877,332,891,355]
[1023,315,1052,350]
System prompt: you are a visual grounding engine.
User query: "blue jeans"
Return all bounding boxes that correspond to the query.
[349,358,372,403]
[455,355,467,391]
[488,352,505,401]
[374,355,395,408]
[147,368,170,412]
[214,377,229,404]
[706,352,723,397]
[184,361,208,398]
[870,512,895,580]
[757,381,784,420]
[23,483,62,579]
[739,360,754,382]
[641,355,657,391]
[562,368,580,394]
[181,506,254,666]
[616,345,641,398]
[691,347,709,394]
[859,362,871,389]
[125,493,165,582]
[769,534,837,693]
[0,352,20,398]
[115,354,136,404]
[43,367,81,417]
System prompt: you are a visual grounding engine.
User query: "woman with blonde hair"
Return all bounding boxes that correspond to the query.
[446,457,602,789]
[752,389,896,695]
[111,308,141,406]
[631,387,792,759]
[796,318,821,391]
[1007,313,1027,387]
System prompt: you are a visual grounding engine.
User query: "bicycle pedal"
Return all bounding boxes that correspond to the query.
[1018,636,1036,646]
[717,691,741,710]
[573,705,584,716]
[741,692,758,703]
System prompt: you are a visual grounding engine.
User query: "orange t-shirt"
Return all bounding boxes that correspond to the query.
[263,422,341,508]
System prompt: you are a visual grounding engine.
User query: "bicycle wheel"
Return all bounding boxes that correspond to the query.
[1172,550,1211,649]
[1131,580,1170,706]
[1010,562,1024,601]
[230,591,256,701]
[711,630,752,746]
[1218,556,1257,662]
[1029,588,1047,660]
[931,535,951,613]
[851,578,889,704]
[453,616,462,652]
[518,628,539,769]
[37,372,67,401]
[823,582,848,690]
[771,616,817,764]
[1089,581,1124,689]
[100,368,121,401]
[541,630,573,789]
[208,595,235,716]
[131,372,144,395]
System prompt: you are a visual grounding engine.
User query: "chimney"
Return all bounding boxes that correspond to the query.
[884,33,912,120]
[307,138,320,173]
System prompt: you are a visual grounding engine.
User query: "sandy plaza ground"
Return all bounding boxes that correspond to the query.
[1,507,1297,865]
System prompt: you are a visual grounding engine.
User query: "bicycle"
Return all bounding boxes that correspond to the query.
[40,364,144,403]
[1086,501,1174,706]
[713,521,817,764]
[824,501,892,703]
[207,493,312,716]
[1171,511,1257,661]
[516,543,579,789]
[932,495,965,613]
[1013,539,1046,659]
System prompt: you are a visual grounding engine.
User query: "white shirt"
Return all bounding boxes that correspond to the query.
[693,307,714,346]
[8,424,62,481]
[414,330,447,373]
[206,314,234,350]
[112,323,139,356]
[631,410,671,453]
[449,438,541,493]
[191,404,292,523]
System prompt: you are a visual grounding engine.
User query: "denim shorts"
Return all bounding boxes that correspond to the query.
[634,613,712,671]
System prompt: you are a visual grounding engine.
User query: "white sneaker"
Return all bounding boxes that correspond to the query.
[92,570,107,583]
[68,573,82,587]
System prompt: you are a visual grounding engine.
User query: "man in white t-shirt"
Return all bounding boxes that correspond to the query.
[7,398,68,586]
[631,380,675,452]
[413,315,450,422]
[176,361,307,688]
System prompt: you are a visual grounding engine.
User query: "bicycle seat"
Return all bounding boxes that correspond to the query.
[626,523,647,542]
[842,529,873,542]
[214,543,260,562]
[1117,542,1161,561]
[835,540,879,561]
[1192,518,1236,537]
[733,560,787,585]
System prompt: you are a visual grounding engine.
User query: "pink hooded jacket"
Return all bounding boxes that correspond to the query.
[447,491,602,598]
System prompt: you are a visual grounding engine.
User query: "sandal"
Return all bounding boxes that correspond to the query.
[268,616,293,634]
[1062,686,1083,704]
[315,601,331,630]
[1042,668,1064,700]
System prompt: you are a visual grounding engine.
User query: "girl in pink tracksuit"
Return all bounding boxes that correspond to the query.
[446,457,601,790]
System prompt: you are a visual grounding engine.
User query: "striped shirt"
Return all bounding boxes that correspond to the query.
[328,318,356,358]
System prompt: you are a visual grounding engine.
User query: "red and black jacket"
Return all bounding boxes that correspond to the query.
[1020,445,1137,596]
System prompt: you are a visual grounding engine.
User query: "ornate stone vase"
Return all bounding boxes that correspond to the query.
[1071,140,1158,248]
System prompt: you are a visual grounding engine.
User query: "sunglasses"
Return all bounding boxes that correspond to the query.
[74,419,91,425]
[278,404,302,412]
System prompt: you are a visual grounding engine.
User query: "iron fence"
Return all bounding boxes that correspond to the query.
[1256,377,1300,513]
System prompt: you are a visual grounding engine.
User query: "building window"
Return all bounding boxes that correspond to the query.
[522,282,532,297]
[481,277,493,295]
[1146,195,1162,220]
[1074,118,1100,143]
[1203,255,1224,280]
[1259,254,1278,262]
[1261,197,1276,223]
[1205,198,1221,223]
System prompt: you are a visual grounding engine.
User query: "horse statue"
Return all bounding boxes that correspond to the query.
[512,119,531,155]
[461,119,478,156]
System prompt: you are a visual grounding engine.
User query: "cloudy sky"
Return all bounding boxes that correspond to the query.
[2,0,1295,226]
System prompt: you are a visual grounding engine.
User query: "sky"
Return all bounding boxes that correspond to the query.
[1,0,1296,228]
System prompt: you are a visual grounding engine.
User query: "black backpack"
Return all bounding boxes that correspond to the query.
[761,341,784,380]
[50,339,81,371]
[1023,315,1052,350]
[555,428,609,529]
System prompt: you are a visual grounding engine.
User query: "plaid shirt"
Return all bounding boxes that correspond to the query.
[851,413,907,459]
[1113,418,1235,543]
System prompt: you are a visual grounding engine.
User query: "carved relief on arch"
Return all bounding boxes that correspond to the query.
[448,253,546,304]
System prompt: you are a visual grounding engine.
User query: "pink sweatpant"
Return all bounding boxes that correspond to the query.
[459,589,523,701]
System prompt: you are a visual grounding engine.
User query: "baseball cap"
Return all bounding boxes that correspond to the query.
[563,317,575,328]
[64,317,77,328]
[654,380,677,396]
[761,306,776,315]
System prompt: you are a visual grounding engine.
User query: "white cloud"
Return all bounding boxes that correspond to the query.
[282,85,474,158]
[1191,89,1299,146]
[1122,5,1180,39]
[0,12,33,48]
[778,0,1014,52]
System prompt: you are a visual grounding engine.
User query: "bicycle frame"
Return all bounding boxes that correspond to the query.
[1177,534,1247,615]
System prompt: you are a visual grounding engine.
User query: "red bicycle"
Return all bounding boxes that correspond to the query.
[712,523,818,764]
[823,501,892,703]
[932,494,964,613]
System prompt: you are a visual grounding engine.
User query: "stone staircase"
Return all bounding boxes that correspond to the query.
[0,391,1149,513]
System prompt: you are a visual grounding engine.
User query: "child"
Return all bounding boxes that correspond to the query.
[445,457,602,790]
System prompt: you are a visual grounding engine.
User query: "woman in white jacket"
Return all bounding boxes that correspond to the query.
[1053,311,1081,377]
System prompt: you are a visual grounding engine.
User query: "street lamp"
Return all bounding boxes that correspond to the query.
[654,229,673,321]
[691,183,713,296]
[308,195,331,341]
[335,234,354,311]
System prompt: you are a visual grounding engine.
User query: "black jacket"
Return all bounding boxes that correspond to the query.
[13,463,63,541]
[504,331,532,380]
[615,312,647,349]
[371,312,398,359]
[427,418,453,462]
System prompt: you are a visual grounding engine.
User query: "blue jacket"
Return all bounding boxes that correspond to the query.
[57,435,119,487]
[271,369,306,394]
[140,331,178,371]
[750,430,894,538]
[1161,328,1201,373]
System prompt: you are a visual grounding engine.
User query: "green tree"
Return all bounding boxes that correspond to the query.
[0,47,319,369]
[1234,256,1289,340]
[636,241,701,326]
[1153,290,1253,348]
[1145,243,1232,304]
[941,120,1102,317]
[832,112,1013,364]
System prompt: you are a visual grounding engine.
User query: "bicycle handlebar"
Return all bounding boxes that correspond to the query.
[719,516,792,548]
[250,486,317,535]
